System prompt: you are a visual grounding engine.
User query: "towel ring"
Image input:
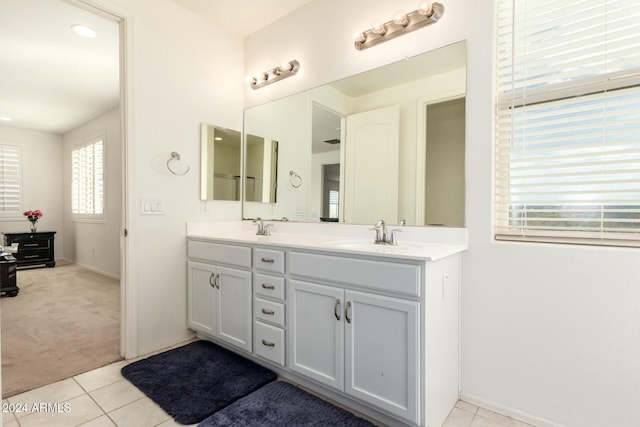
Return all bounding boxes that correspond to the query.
[289,170,302,188]
[167,151,190,176]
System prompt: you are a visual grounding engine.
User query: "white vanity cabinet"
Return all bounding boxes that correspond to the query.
[187,241,253,352]
[186,233,461,427]
[288,252,421,424]
[252,247,287,366]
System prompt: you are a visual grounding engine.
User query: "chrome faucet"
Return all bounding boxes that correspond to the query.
[252,217,272,236]
[371,219,402,245]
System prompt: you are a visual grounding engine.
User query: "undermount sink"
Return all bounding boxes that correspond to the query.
[327,240,422,252]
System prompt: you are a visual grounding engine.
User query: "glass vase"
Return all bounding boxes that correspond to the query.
[29,220,38,233]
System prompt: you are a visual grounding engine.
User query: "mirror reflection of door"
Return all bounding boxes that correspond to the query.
[311,104,342,222]
[425,98,465,227]
[344,105,400,224]
[245,134,278,203]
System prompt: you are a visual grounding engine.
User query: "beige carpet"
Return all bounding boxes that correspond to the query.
[1,261,121,397]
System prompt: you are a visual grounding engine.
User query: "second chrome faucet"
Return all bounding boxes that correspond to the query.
[253,217,272,236]
[371,219,402,245]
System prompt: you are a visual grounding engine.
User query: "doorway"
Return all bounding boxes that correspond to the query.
[0,0,128,397]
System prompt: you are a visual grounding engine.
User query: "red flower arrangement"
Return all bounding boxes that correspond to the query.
[23,209,43,232]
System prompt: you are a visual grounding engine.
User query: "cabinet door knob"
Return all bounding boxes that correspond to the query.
[261,339,275,347]
[261,257,275,263]
[334,299,341,321]
[261,308,275,315]
[345,301,352,324]
[261,283,275,290]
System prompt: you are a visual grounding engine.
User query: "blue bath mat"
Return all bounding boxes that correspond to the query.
[198,381,376,426]
[121,340,277,425]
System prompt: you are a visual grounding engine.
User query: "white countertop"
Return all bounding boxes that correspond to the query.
[187,221,467,261]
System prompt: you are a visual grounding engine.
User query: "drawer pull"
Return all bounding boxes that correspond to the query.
[24,255,41,259]
[261,283,275,290]
[23,243,39,247]
[334,298,341,321]
[209,273,220,289]
[261,257,275,264]
[261,339,275,347]
[261,308,275,315]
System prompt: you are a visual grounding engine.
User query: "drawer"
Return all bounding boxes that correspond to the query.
[253,248,285,274]
[253,321,285,366]
[188,240,251,268]
[254,297,285,327]
[289,251,421,297]
[15,250,50,262]
[12,237,50,250]
[253,273,285,300]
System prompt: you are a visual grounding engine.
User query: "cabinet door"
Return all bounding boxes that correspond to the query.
[344,290,420,424]
[187,261,217,336]
[217,266,253,352]
[289,280,344,391]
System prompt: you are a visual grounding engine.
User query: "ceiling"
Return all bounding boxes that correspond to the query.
[0,0,311,135]
[0,0,120,134]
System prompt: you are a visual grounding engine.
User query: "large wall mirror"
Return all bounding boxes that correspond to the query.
[243,41,466,226]
[200,124,242,201]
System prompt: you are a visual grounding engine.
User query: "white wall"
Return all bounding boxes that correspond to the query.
[88,0,245,355]
[245,1,640,426]
[62,107,121,277]
[0,125,64,257]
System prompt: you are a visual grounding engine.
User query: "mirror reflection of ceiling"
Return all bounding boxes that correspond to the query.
[0,0,119,134]
[329,42,466,97]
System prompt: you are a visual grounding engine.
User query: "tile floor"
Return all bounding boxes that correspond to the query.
[2,341,535,427]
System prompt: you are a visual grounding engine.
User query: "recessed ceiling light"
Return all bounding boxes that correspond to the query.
[0,117,12,122]
[71,24,97,38]
[214,137,223,141]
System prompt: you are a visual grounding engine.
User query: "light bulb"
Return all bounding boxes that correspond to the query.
[354,31,366,43]
[393,10,408,26]
[371,19,386,35]
[279,61,293,72]
[418,0,433,15]
[71,24,97,38]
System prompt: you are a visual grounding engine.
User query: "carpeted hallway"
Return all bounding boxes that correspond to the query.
[1,261,121,397]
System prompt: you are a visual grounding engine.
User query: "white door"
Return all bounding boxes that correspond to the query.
[289,280,344,391]
[217,266,253,352]
[344,105,400,224]
[187,261,217,336]
[344,290,420,424]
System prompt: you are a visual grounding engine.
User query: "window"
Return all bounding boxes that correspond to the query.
[0,145,21,218]
[71,136,104,220]
[495,0,640,247]
[328,189,339,219]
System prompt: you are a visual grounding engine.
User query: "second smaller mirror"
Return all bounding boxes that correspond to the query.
[200,124,242,201]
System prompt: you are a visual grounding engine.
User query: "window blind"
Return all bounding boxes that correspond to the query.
[71,138,104,218]
[495,0,640,246]
[0,145,21,217]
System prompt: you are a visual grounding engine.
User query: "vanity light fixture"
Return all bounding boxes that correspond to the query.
[354,1,444,51]
[249,60,300,90]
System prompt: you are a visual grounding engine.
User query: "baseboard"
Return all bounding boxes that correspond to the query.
[60,258,120,280]
[459,392,565,427]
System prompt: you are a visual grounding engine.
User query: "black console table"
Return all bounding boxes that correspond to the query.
[2,231,56,268]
